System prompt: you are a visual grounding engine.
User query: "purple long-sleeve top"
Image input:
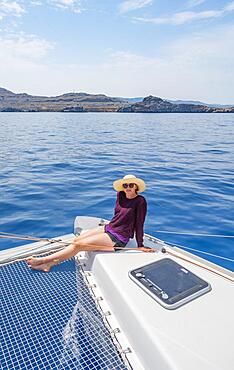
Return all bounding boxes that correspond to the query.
[105,191,147,247]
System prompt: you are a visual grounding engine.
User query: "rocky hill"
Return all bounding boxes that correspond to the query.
[0,87,127,112]
[0,88,233,113]
[118,96,234,113]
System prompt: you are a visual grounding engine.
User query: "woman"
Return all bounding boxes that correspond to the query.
[27,174,152,272]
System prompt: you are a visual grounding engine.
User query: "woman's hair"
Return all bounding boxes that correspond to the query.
[135,184,139,194]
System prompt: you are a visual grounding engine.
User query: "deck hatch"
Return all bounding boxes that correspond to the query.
[0,258,128,369]
[129,258,211,309]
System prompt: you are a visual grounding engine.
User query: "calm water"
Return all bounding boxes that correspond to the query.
[0,112,233,271]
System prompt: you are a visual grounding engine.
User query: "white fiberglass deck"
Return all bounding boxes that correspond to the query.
[82,249,234,370]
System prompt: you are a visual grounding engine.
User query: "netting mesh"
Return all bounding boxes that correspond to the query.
[0,257,128,370]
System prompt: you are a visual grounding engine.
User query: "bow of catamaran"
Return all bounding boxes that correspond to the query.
[0,216,233,370]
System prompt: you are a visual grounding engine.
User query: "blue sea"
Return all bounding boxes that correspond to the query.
[0,112,233,271]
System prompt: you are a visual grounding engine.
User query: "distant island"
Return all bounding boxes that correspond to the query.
[0,87,233,113]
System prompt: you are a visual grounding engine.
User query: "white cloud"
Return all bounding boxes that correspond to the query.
[225,1,234,11]
[107,50,161,66]
[0,24,233,104]
[30,1,42,6]
[59,24,234,103]
[174,10,222,24]
[0,0,25,19]
[119,0,153,14]
[0,32,56,95]
[135,10,222,25]
[0,32,54,60]
[49,0,85,13]
[134,1,234,25]
[52,0,76,7]
[187,0,206,8]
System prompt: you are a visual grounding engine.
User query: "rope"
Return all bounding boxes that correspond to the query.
[161,247,234,283]
[0,232,71,266]
[156,230,234,238]
[0,231,233,282]
[0,241,71,266]
[165,241,234,263]
[0,231,233,262]
[0,231,62,243]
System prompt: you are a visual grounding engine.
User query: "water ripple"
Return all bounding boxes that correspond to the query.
[0,112,233,271]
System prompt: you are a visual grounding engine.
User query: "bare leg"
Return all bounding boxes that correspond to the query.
[75,226,105,241]
[27,233,115,272]
[27,226,105,267]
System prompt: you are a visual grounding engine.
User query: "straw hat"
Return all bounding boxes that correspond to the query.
[113,174,146,193]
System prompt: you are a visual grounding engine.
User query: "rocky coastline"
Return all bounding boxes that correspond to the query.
[118,96,234,113]
[0,88,233,113]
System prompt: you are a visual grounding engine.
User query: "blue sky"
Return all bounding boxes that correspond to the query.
[0,0,234,103]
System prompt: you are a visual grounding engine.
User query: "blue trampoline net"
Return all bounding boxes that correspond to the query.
[0,258,128,370]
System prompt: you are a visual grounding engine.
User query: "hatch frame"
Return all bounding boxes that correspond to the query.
[129,258,212,309]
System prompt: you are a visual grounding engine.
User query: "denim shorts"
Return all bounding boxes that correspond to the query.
[105,231,127,251]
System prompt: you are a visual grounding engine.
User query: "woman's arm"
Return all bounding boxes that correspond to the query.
[135,197,147,248]
[113,192,120,215]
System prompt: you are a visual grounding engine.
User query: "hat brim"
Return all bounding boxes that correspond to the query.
[113,177,146,193]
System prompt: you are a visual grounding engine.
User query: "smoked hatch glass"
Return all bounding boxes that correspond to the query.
[129,258,211,309]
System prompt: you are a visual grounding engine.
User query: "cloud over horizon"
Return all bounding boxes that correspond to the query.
[0,1,233,103]
[1,22,233,104]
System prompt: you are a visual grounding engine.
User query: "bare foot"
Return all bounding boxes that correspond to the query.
[28,262,54,273]
[27,257,46,266]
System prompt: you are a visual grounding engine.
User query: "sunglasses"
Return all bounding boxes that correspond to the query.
[123,183,135,189]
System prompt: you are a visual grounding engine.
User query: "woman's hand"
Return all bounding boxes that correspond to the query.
[137,246,155,253]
